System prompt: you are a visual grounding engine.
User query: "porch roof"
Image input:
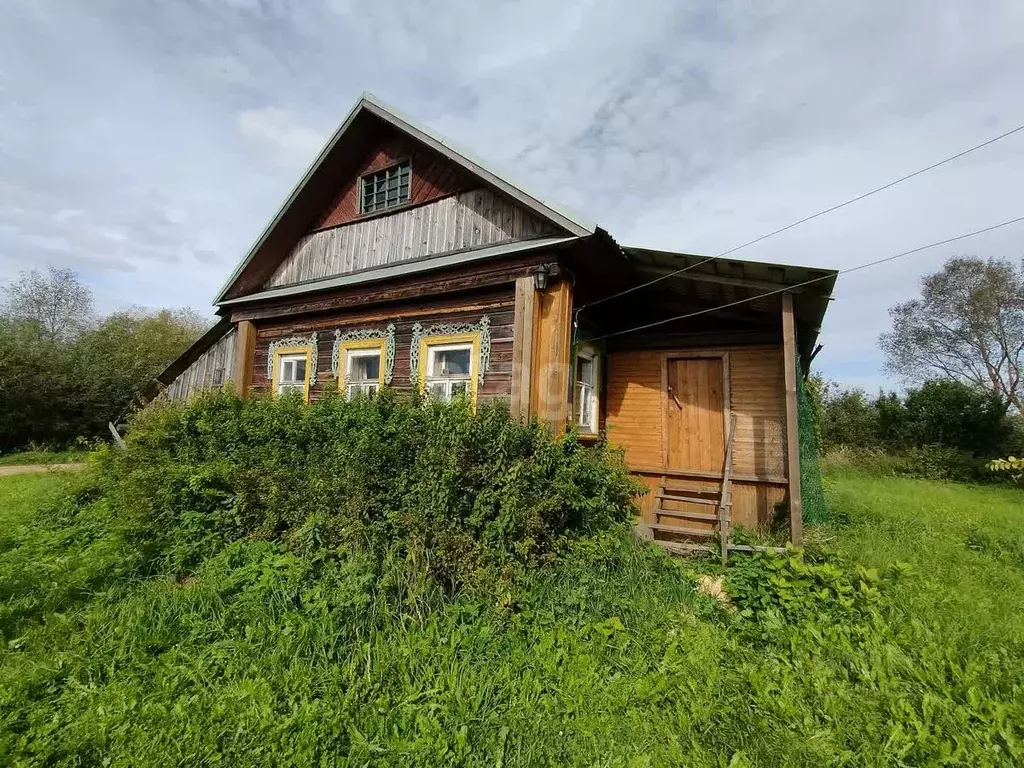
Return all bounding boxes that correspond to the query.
[616,247,838,360]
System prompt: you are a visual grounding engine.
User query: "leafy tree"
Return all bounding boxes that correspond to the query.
[814,381,879,452]
[880,256,1024,412]
[0,318,78,451]
[74,308,208,429]
[901,379,1011,456]
[0,265,206,452]
[873,392,910,451]
[1,266,94,342]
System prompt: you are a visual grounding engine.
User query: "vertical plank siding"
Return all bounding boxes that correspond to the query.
[605,345,787,530]
[249,287,516,403]
[163,328,237,401]
[266,189,554,289]
[528,280,573,429]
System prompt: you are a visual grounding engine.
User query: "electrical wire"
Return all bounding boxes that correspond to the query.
[580,122,1024,311]
[587,214,1024,342]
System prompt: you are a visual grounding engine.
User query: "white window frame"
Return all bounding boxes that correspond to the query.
[345,347,382,399]
[574,346,600,434]
[424,342,474,402]
[274,351,310,400]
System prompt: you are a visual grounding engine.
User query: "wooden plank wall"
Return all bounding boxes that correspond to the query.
[528,279,573,429]
[266,189,554,289]
[250,287,516,402]
[163,328,237,401]
[605,345,788,529]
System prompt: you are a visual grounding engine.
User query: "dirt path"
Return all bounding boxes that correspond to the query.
[0,463,88,477]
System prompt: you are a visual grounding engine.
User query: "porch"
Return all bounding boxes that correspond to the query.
[562,244,837,550]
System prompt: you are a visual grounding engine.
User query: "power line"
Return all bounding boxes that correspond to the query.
[581,121,1024,311]
[587,214,1024,342]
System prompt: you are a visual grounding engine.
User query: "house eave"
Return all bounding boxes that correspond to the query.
[217,235,579,308]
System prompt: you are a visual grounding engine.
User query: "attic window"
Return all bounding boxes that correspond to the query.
[360,161,411,214]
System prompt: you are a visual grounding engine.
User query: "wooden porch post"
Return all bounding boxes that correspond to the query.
[510,276,536,418]
[232,320,257,398]
[781,292,803,546]
[529,278,573,430]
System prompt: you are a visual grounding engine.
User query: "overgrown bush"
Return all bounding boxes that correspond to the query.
[92,389,641,590]
[823,444,992,483]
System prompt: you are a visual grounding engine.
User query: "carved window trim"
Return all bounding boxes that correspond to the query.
[331,323,395,388]
[409,316,490,388]
[267,333,318,401]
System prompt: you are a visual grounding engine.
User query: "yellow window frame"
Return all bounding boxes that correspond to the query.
[418,332,481,405]
[271,345,313,402]
[337,338,387,396]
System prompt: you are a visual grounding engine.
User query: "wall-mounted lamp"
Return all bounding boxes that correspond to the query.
[532,263,550,291]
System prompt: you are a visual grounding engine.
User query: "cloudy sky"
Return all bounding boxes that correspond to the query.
[2,0,1023,390]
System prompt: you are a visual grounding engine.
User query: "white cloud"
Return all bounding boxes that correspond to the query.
[1,0,1023,384]
[236,107,327,170]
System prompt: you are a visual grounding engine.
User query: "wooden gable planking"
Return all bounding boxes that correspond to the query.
[312,127,473,230]
[265,188,555,289]
[216,96,592,304]
[163,327,238,401]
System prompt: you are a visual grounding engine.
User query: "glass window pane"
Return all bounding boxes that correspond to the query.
[428,381,447,399]
[350,352,380,382]
[450,381,468,397]
[436,348,471,376]
[577,357,593,385]
[363,355,380,380]
[294,358,306,381]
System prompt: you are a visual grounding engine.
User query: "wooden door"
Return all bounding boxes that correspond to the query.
[665,357,725,472]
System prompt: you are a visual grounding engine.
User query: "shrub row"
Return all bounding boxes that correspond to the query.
[93,390,641,590]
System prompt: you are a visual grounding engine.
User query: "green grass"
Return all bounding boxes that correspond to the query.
[826,471,1024,652]
[0,449,89,466]
[1,470,1022,766]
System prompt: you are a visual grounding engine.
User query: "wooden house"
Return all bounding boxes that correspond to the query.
[155,93,837,554]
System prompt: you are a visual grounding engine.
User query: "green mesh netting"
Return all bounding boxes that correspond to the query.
[796,354,828,525]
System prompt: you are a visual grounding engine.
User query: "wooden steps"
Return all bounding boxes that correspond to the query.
[647,522,716,538]
[655,492,718,506]
[657,541,714,556]
[640,413,738,563]
[653,508,719,523]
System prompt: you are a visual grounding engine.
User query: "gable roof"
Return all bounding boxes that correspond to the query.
[214,93,595,305]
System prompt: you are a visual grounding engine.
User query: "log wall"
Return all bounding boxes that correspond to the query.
[250,287,516,402]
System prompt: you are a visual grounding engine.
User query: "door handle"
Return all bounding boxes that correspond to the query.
[668,384,682,409]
